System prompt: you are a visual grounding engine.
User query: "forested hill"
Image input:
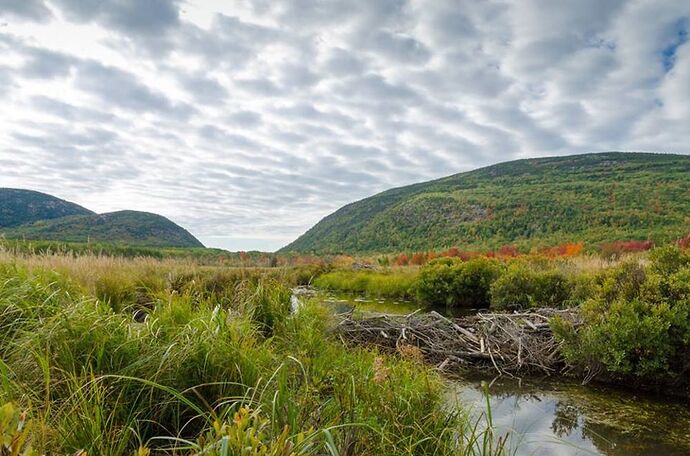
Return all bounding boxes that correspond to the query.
[0,188,94,227]
[1,189,204,248]
[282,152,690,254]
[4,210,204,248]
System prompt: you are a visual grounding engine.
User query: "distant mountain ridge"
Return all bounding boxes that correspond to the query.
[0,188,94,227]
[0,189,203,248]
[282,152,690,254]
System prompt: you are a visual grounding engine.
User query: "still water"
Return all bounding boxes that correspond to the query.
[452,375,690,455]
[315,291,690,455]
[318,291,481,317]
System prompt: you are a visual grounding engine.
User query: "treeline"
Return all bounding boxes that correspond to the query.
[375,235,690,267]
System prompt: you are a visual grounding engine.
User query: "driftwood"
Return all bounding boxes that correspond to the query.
[334,308,581,376]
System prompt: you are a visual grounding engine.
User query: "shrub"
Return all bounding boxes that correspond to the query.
[649,245,690,276]
[489,265,535,310]
[490,264,572,310]
[553,297,690,380]
[415,258,461,306]
[598,261,647,304]
[417,257,502,308]
[552,257,690,385]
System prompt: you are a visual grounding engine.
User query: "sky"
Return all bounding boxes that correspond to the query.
[0,0,689,252]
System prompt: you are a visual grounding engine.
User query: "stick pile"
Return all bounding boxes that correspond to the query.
[334,308,580,376]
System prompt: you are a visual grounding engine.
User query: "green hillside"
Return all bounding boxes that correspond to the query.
[4,210,204,248]
[0,188,94,227]
[282,152,690,254]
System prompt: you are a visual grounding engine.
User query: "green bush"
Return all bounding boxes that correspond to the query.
[552,260,690,384]
[553,297,690,380]
[490,264,572,310]
[598,261,647,304]
[489,264,534,310]
[649,245,690,276]
[416,257,502,308]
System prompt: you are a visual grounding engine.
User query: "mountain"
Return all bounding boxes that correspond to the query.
[282,152,690,254]
[0,188,94,228]
[1,189,204,248]
[4,210,204,248]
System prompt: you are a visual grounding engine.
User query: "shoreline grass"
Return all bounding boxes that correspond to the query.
[0,251,509,455]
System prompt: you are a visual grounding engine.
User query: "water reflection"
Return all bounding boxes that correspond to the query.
[452,375,690,455]
[319,291,484,317]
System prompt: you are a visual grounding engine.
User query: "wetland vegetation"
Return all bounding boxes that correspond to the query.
[2,237,690,455]
[0,249,506,455]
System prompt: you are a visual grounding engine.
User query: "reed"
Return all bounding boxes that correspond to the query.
[0,251,509,455]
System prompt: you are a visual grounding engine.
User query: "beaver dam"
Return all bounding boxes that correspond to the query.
[334,308,581,376]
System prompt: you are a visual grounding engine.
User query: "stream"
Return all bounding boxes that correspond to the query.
[311,290,690,455]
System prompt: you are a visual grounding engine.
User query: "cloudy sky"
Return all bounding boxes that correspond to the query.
[0,0,688,251]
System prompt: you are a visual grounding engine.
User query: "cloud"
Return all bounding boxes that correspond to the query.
[0,0,688,251]
[20,47,77,79]
[52,0,181,35]
[0,0,52,22]
[75,61,195,119]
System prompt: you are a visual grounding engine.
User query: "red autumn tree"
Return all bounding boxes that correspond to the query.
[410,252,427,265]
[394,254,409,266]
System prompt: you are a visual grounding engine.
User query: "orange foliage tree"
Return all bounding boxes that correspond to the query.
[394,254,409,266]
[410,252,427,265]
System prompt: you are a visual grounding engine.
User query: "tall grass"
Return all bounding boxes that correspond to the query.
[313,270,418,299]
[0,252,508,455]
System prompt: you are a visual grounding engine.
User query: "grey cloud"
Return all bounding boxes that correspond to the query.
[365,30,431,64]
[322,48,368,75]
[31,96,118,123]
[198,125,259,150]
[279,63,320,88]
[75,61,194,119]
[180,73,227,104]
[337,74,419,101]
[0,66,14,94]
[0,0,52,22]
[226,110,262,128]
[180,14,284,66]
[273,103,356,129]
[21,47,77,79]
[272,130,308,145]
[52,0,181,36]
[235,78,281,96]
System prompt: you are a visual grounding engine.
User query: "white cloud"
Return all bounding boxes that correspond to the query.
[0,0,688,251]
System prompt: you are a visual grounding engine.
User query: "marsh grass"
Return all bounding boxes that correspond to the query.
[313,270,418,299]
[0,251,509,455]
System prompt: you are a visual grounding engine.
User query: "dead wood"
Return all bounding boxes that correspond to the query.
[334,308,581,376]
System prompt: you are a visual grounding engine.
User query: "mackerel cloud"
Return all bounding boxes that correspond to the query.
[0,0,688,250]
